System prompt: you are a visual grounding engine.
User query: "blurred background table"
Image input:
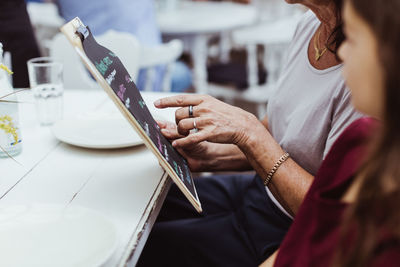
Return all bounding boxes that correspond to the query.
[157,1,257,94]
[0,88,181,266]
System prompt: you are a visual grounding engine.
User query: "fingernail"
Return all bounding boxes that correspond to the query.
[154,100,161,107]
[172,141,177,147]
[161,129,169,134]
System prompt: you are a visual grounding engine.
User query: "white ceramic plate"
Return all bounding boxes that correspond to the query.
[0,204,117,267]
[52,115,143,149]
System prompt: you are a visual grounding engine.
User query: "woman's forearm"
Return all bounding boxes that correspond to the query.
[238,124,314,215]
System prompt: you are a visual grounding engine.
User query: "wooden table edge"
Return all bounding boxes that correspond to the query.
[118,171,172,267]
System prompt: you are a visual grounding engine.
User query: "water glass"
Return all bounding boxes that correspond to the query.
[27,57,64,126]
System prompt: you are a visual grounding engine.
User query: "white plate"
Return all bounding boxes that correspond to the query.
[52,116,143,149]
[0,204,117,267]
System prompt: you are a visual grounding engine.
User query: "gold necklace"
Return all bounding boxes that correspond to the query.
[314,29,328,61]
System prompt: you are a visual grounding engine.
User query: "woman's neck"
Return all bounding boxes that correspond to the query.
[305,1,338,30]
[306,2,342,70]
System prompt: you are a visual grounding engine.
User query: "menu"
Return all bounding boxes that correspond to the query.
[61,18,202,213]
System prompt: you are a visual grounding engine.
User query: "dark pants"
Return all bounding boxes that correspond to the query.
[138,174,292,267]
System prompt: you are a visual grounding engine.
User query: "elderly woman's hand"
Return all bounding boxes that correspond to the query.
[154,94,263,149]
[156,120,219,171]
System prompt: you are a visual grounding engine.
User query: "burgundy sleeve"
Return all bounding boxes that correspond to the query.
[370,247,400,267]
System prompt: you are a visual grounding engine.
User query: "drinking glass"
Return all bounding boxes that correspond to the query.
[27,57,64,126]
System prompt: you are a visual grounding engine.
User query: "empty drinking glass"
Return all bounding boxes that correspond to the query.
[27,57,64,126]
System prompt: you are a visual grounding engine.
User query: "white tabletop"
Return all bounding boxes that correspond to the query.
[157,1,257,35]
[0,89,180,266]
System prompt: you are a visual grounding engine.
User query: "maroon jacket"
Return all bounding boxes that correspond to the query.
[274,117,400,266]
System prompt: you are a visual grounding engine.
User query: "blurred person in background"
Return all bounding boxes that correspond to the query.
[138,0,363,266]
[55,0,192,92]
[0,0,41,88]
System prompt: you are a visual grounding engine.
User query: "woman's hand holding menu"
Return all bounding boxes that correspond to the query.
[157,120,251,172]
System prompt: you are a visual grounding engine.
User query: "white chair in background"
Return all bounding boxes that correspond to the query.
[49,30,183,92]
[95,30,141,82]
[208,15,302,118]
[50,33,99,89]
[98,31,184,92]
[50,31,141,89]
[26,2,65,29]
[137,39,183,92]
[27,2,65,56]
[233,15,302,86]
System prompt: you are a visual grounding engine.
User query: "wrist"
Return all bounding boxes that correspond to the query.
[238,121,285,171]
[234,113,263,148]
[237,119,269,152]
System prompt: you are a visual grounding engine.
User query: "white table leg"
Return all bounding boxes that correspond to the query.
[246,44,258,89]
[191,35,209,94]
[264,44,286,84]
[219,31,231,64]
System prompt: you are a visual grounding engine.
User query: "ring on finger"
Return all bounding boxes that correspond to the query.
[189,105,194,118]
[193,118,198,133]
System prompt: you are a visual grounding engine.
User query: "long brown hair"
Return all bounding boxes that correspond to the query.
[335,0,400,266]
[327,0,345,55]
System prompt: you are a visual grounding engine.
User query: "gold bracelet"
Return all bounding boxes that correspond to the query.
[264,152,290,186]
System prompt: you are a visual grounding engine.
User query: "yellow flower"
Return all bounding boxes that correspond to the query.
[0,64,13,75]
[0,115,19,145]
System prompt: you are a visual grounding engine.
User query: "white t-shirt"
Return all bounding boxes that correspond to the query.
[264,11,362,218]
